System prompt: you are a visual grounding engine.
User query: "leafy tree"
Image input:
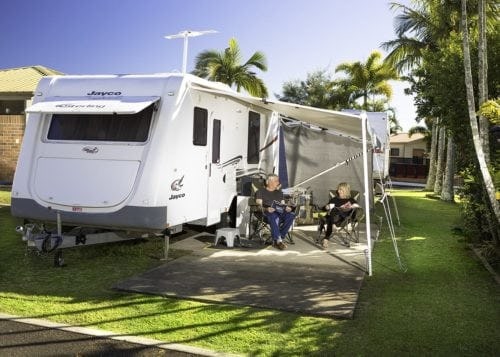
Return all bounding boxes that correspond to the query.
[480,99,500,124]
[192,38,268,97]
[277,70,341,109]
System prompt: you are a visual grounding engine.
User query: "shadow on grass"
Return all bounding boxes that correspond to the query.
[0,206,347,356]
[2,190,499,356]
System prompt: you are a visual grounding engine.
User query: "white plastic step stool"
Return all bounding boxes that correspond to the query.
[214,228,240,248]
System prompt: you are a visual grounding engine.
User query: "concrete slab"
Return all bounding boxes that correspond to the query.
[114,225,376,319]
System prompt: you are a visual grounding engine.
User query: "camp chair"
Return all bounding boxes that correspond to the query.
[317,206,364,247]
[247,176,295,245]
[315,189,364,248]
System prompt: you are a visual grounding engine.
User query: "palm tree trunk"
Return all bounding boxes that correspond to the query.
[441,134,455,202]
[461,0,500,223]
[425,119,439,191]
[478,0,489,164]
[434,126,446,195]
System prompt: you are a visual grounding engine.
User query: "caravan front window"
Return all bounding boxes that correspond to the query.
[47,104,154,142]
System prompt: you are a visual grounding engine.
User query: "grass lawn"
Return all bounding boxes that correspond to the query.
[0,189,499,356]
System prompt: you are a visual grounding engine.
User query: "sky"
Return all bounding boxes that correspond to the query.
[1,0,418,131]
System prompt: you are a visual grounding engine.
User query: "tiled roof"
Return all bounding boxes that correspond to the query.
[0,65,63,93]
[390,132,425,144]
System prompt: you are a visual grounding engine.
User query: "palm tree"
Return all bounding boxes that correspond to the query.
[381,0,461,73]
[335,51,398,110]
[434,126,446,195]
[425,118,439,190]
[384,0,496,161]
[461,0,500,224]
[441,135,456,202]
[408,124,430,142]
[387,109,402,134]
[382,1,463,201]
[192,38,268,97]
[478,0,490,164]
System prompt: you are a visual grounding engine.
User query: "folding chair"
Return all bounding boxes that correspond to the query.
[315,189,364,248]
[317,206,364,247]
[247,177,295,245]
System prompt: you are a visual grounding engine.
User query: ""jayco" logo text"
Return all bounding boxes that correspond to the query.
[86,90,122,96]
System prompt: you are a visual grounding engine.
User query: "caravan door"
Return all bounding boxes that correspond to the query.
[206,118,225,225]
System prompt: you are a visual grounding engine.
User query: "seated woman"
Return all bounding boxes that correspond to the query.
[322,182,359,248]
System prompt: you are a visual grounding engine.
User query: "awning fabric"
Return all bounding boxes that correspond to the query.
[189,83,365,141]
[26,96,160,115]
[238,97,364,140]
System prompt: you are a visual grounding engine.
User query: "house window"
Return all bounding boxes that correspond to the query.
[47,104,154,142]
[193,107,208,146]
[0,100,25,115]
[390,148,400,157]
[247,111,260,164]
[413,148,425,164]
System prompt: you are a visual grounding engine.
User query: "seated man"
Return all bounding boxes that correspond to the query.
[322,182,360,248]
[255,174,295,250]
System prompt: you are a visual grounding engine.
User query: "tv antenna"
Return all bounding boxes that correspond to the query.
[164,30,218,73]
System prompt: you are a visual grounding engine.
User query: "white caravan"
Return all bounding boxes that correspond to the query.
[11,73,375,271]
[12,73,278,234]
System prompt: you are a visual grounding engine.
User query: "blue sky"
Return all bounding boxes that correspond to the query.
[1,0,417,130]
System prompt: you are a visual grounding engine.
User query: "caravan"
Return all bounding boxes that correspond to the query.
[12,73,278,233]
[11,72,375,271]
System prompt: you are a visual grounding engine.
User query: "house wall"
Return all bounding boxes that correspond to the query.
[390,141,426,159]
[0,115,25,183]
[389,138,428,182]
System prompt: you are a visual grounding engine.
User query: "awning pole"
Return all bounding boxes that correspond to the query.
[361,111,373,276]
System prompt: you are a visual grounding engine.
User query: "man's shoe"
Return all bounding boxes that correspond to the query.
[322,239,329,249]
[276,241,287,250]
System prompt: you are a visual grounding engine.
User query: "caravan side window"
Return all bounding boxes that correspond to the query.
[247,111,260,164]
[193,107,208,146]
[47,104,154,142]
[212,119,221,163]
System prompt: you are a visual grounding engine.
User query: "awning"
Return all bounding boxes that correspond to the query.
[26,96,160,115]
[189,83,367,141]
[241,97,364,139]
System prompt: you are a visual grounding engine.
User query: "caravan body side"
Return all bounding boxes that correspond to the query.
[367,112,391,179]
[342,109,389,179]
[11,73,273,231]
